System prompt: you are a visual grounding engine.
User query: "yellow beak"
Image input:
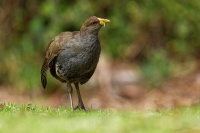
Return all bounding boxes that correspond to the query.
[98,18,110,27]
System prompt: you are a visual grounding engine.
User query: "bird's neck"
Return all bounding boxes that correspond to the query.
[80,31,99,45]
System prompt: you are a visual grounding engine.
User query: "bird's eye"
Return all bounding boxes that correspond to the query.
[91,22,97,25]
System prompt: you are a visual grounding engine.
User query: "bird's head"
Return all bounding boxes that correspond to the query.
[80,16,110,35]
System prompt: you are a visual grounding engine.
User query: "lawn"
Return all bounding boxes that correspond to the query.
[0,103,200,133]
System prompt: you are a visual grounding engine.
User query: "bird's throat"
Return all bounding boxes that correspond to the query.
[80,33,99,46]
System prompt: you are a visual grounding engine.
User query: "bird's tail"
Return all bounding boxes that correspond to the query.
[41,58,48,89]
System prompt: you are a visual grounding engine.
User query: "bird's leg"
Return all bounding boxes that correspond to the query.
[74,83,86,110]
[67,83,74,111]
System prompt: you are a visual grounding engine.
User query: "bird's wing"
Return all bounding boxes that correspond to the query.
[45,31,80,60]
[41,37,59,89]
[41,32,77,88]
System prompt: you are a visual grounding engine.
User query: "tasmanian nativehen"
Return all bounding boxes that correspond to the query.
[41,16,110,110]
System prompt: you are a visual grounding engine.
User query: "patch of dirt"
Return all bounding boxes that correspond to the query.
[0,72,200,110]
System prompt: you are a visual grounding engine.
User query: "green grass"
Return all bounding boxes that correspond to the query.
[0,103,200,133]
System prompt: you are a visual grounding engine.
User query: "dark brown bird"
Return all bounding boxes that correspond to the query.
[41,16,110,110]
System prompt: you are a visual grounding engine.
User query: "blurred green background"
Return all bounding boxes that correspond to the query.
[0,0,200,90]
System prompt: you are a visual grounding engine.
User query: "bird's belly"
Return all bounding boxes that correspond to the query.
[55,51,99,82]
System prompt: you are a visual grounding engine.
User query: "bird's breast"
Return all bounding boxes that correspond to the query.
[77,42,101,72]
[55,41,101,81]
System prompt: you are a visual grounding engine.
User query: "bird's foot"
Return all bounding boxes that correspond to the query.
[74,104,86,111]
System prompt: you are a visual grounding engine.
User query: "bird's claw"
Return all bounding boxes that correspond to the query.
[74,105,86,111]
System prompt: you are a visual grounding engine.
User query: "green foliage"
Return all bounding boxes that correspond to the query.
[140,50,172,86]
[0,103,200,133]
[0,0,200,89]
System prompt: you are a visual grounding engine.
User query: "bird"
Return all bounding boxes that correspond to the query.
[41,16,110,110]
